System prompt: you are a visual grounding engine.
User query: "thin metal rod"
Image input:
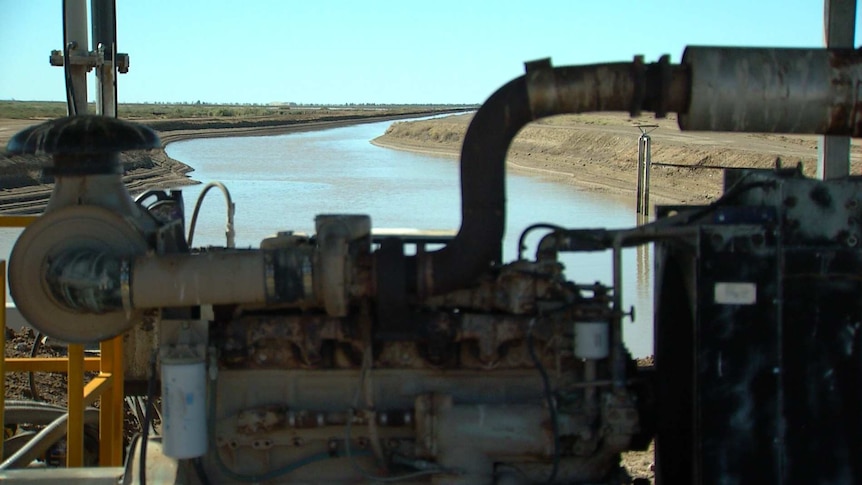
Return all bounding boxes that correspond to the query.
[611,236,625,390]
[635,125,657,216]
[643,136,652,217]
[636,136,645,214]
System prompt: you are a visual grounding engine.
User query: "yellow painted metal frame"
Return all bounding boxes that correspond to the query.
[1,215,125,467]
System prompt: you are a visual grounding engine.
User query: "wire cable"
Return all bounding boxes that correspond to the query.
[139,350,158,485]
[343,347,456,482]
[344,407,450,483]
[28,332,43,401]
[192,457,212,485]
[526,318,560,484]
[206,356,343,482]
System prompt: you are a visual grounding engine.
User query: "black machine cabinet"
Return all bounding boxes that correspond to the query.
[654,170,862,484]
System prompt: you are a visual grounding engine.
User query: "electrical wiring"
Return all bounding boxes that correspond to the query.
[343,347,457,483]
[139,350,158,485]
[28,332,43,401]
[192,457,212,485]
[206,356,346,483]
[526,318,560,484]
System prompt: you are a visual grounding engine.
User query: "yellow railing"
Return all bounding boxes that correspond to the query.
[1,216,124,467]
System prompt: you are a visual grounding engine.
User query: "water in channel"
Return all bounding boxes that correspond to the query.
[165,117,654,358]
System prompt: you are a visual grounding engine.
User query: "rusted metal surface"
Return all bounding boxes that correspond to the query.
[132,250,268,308]
[680,47,862,136]
[525,57,689,120]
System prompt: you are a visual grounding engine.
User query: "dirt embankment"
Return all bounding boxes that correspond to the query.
[372,112,862,206]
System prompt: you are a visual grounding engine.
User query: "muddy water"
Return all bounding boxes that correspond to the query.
[166,119,654,357]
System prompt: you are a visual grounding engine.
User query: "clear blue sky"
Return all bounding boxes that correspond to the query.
[1,0,859,105]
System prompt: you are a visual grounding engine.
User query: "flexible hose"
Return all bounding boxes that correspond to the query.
[0,408,99,469]
[187,182,235,249]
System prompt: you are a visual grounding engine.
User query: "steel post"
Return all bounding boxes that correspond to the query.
[818,0,856,180]
[91,0,117,116]
[636,136,645,214]
[99,336,123,466]
[636,125,658,217]
[643,135,652,217]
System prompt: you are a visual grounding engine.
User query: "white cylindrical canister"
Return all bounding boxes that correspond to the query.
[160,356,207,458]
[574,321,610,360]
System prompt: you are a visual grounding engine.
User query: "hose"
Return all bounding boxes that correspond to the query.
[517,223,564,260]
[0,408,99,469]
[187,182,235,249]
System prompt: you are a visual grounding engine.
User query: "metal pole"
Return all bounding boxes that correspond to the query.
[636,135,645,215]
[91,0,117,117]
[63,0,89,115]
[817,0,856,180]
[643,135,652,217]
[635,125,658,216]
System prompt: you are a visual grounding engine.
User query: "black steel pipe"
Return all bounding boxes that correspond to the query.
[406,57,688,297]
[407,76,530,296]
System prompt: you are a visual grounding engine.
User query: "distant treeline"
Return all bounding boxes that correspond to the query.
[0,100,478,120]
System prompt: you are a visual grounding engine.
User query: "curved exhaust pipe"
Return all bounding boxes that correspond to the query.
[401,56,689,297]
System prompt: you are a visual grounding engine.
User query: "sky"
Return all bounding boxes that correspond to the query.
[1,0,860,105]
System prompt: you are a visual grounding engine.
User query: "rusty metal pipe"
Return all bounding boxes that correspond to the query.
[680,47,862,135]
[407,76,527,296]
[408,57,687,297]
[130,251,267,308]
